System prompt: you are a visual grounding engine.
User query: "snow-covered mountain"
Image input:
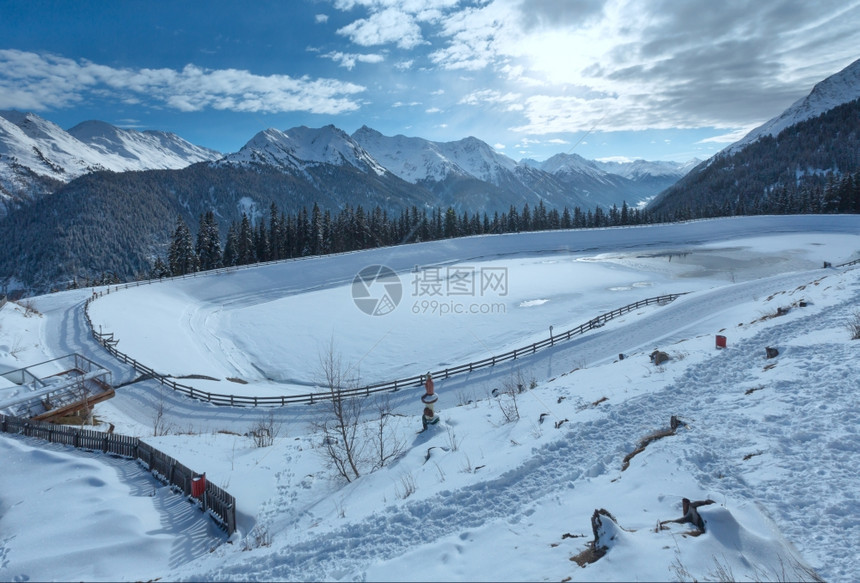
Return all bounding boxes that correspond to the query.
[351,126,692,209]
[728,58,860,153]
[224,125,386,176]
[593,157,701,180]
[522,153,700,209]
[68,120,221,170]
[352,125,518,184]
[351,125,589,210]
[1,108,693,219]
[0,110,221,212]
[649,57,860,217]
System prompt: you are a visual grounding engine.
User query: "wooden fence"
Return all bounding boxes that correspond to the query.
[0,413,237,534]
[84,290,688,407]
[837,256,860,268]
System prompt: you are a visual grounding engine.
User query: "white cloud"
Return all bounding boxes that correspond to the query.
[336,8,425,49]
[418,0,860,134]
[315,14,329,23]
[0,50,366,115]
[322,51,386,70]
[698,127,757,144]
[460,89,522,109]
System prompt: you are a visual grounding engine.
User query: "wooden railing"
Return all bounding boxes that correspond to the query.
[836,256,860,268]
[0,414,236,534]
[84,290,689,407]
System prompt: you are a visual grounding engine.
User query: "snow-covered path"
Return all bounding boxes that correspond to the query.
[177,265,859,582]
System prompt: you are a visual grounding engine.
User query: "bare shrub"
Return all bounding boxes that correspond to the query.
[395,472,417,499]
[16,299,41,317]
[249,411,281,448]
[369,394,406,471]
[493,370,533,423]
[152,387,175,436]
[312,340,365,482]
[446,426,461,452]
[242,523,272,551]
[496,389,520,423]
[848,312,860,340]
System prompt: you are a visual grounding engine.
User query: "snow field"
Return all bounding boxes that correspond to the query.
[0,435,224,582]
[158,264,857,581]
[2,215,859,581]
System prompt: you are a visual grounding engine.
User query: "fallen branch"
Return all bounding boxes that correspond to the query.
[659,498,715,533]
[622,416,684,471]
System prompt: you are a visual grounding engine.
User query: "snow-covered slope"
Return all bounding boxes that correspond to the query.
[0,111,106,181]
[225,125,387,175]
[593,157,701,180]
[352,125,517,184]
[728,57,860,152]
[0,110,221,209]
[3,215,858,582]
[67,120,221,169]
[0,110,220,178]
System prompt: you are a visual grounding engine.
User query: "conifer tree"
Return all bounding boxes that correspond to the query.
[222,223,239,267]
[196,211,222,271]
[168,216,198,276]
[238,213,256,265]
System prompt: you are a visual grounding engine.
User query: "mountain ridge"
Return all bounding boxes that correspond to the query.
[727,58,860,154]
[0,109,698,218]
[0,110,222,213]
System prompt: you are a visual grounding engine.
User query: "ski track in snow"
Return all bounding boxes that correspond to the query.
[184,270,859,582]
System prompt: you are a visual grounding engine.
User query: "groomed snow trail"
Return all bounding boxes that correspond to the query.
[183,268,857,582]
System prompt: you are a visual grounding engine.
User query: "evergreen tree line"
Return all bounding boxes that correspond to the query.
[657,170,860,222]
[162,200,656,277]
[75,169,860,284]
[652,98,860,217]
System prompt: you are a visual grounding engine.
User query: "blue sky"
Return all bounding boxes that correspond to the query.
[1,0,858,162]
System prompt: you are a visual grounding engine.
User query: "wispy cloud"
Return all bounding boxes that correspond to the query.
[698,127,758,144]
[322,51,386,70]
[0,49,366,115]
[331,0,860,136]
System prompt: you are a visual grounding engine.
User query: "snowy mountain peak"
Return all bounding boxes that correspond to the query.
[540,152,605,180]
[228,125,386,175]
[68,120,221,167]
[593,158,702,180]
[0,110,69,143]
[0,110,221,208]
[352,128,518,185]
[729,57,860,152]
